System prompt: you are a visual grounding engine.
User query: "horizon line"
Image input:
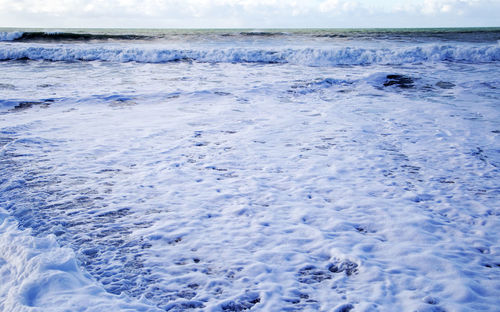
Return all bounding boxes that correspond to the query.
[1,26,500,30]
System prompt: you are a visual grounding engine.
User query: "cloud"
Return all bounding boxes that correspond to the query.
[388,0,490,16]
[0,0,498,28]
[319,0,339,13]
[421,0,463,14]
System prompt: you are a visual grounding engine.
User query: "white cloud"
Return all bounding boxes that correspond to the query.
[0,0,498,28]
[342,1,360,12]
[387,0,485,15]
[421,0,455,14]
[319,0,339,13]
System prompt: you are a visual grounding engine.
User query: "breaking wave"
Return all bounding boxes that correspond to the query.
[0,44,499,65]
[2,29,500,43]
[0,31,24,41]
[0,31,151,42]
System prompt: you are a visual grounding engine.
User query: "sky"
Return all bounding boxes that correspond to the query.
[0,0,499,29]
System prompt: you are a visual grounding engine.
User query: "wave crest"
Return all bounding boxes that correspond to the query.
[0,31,150,42]
[0,45,498,65]
[0,31,24,41]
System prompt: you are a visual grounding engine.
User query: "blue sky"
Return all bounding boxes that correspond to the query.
[0,0,499,28]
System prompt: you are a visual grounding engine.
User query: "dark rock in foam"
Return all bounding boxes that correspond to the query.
[383,74,414,89]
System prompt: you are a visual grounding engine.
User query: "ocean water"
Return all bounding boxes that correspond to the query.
[0,28,499,311]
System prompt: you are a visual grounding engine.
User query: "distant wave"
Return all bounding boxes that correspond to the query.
[0,45,499,65]
[238,31,287,36]
[2,29,500,43]
[0,31,151,42]
[0,31,24,41]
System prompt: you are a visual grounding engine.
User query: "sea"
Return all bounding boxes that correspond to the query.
[0,28,499,311]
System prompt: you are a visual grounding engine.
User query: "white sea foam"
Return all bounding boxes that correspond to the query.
[0,44,499,65]
[0,208,159,312]
[1,29,499,311]
[0,32,24,41]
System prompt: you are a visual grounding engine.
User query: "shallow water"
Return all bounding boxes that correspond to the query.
[1,28,499,311]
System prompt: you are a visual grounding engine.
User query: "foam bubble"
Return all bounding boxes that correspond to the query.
[0,208,159,311]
